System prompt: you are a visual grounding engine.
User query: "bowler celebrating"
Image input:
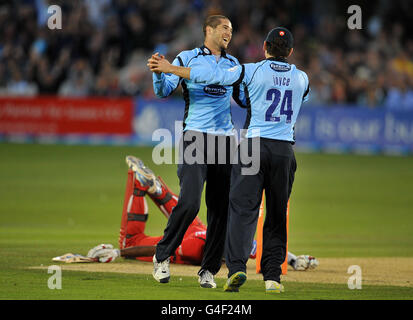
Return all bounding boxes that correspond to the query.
[147,15,240,288]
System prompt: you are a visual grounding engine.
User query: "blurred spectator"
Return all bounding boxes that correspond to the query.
[93,60,121,96]
[58,58,93,97]
[6,65,38,96]
[0,0,411,110]
[0,62,7,95]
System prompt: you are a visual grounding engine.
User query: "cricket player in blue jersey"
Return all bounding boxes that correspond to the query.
[149,27,310,293]
[147,15,241,288]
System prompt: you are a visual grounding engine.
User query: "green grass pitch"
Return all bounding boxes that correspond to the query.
[1,143,413,300]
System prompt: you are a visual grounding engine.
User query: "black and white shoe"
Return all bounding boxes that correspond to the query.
[198,269,217,288]
[152,255,170,283]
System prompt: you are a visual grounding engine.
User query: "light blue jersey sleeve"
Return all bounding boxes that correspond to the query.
[190,64,244,86]
[190,63,255,108]
[153,55,185,98]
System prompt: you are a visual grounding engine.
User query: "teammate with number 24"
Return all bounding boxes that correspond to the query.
[149,27,310,293]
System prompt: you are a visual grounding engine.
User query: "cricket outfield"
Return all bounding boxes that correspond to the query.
[1,143,413,300]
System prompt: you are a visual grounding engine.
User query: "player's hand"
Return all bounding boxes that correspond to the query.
[87,244,120,263]
[95,248,120,263]
[87,244,114,258]
[308,256,319,269]
[147,53,172,74]
[293,255,319,271]
[147,52,166,74]
[87,243,113,258]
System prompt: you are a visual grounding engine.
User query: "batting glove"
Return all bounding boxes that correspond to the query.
[87,244,113,259]
[94,248,120,263]
[294,255,319,271]
[308,256,319,269]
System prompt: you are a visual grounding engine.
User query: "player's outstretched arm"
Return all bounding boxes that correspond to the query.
[148,54,243,86]
[87,244,157,262]
[120,245,156,258]
[148,54,191,79]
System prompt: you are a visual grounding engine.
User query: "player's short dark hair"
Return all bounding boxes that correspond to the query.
[265,38,292,58]
[203,15,229,36]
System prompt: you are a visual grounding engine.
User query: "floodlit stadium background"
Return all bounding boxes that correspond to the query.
[1,0,413,300]
[1,0,412,153]
[0,0,411,105]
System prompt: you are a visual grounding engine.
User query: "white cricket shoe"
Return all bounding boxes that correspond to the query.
[198,270,217,288]
[265,280,284,293]
[126,155,162,196]
[152,255,170,283]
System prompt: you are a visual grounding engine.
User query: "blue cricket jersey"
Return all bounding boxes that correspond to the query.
[190,58,310,142]
[152,46,240,135]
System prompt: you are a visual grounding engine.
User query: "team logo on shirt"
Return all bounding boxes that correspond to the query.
[270,63,291,72]
[203,84,227,96]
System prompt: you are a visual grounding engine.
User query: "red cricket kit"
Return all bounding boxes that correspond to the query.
[119,170,206,265]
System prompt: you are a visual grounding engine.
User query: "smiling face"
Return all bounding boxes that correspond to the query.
[205,18,233,52]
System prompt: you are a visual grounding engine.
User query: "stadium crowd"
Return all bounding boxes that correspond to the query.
[0,0,412,109]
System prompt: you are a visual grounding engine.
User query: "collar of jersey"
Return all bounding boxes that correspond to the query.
[266,56,289,63]
[200,45,228,58]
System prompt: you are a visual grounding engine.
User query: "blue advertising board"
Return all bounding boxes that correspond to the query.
[134,97,185,144]
[134,99,413,155]
[3,97,412,155]
[294,106,413,154]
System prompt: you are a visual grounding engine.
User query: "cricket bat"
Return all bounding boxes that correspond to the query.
[52,253,98,263]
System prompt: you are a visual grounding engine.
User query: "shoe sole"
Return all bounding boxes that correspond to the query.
[153,272,170,284]
[265,285,284,293]
[126,155,159,194]
[223,272,247,292]
[126,156,155,178]
[265,288,284,293]
[200,282,217,289]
